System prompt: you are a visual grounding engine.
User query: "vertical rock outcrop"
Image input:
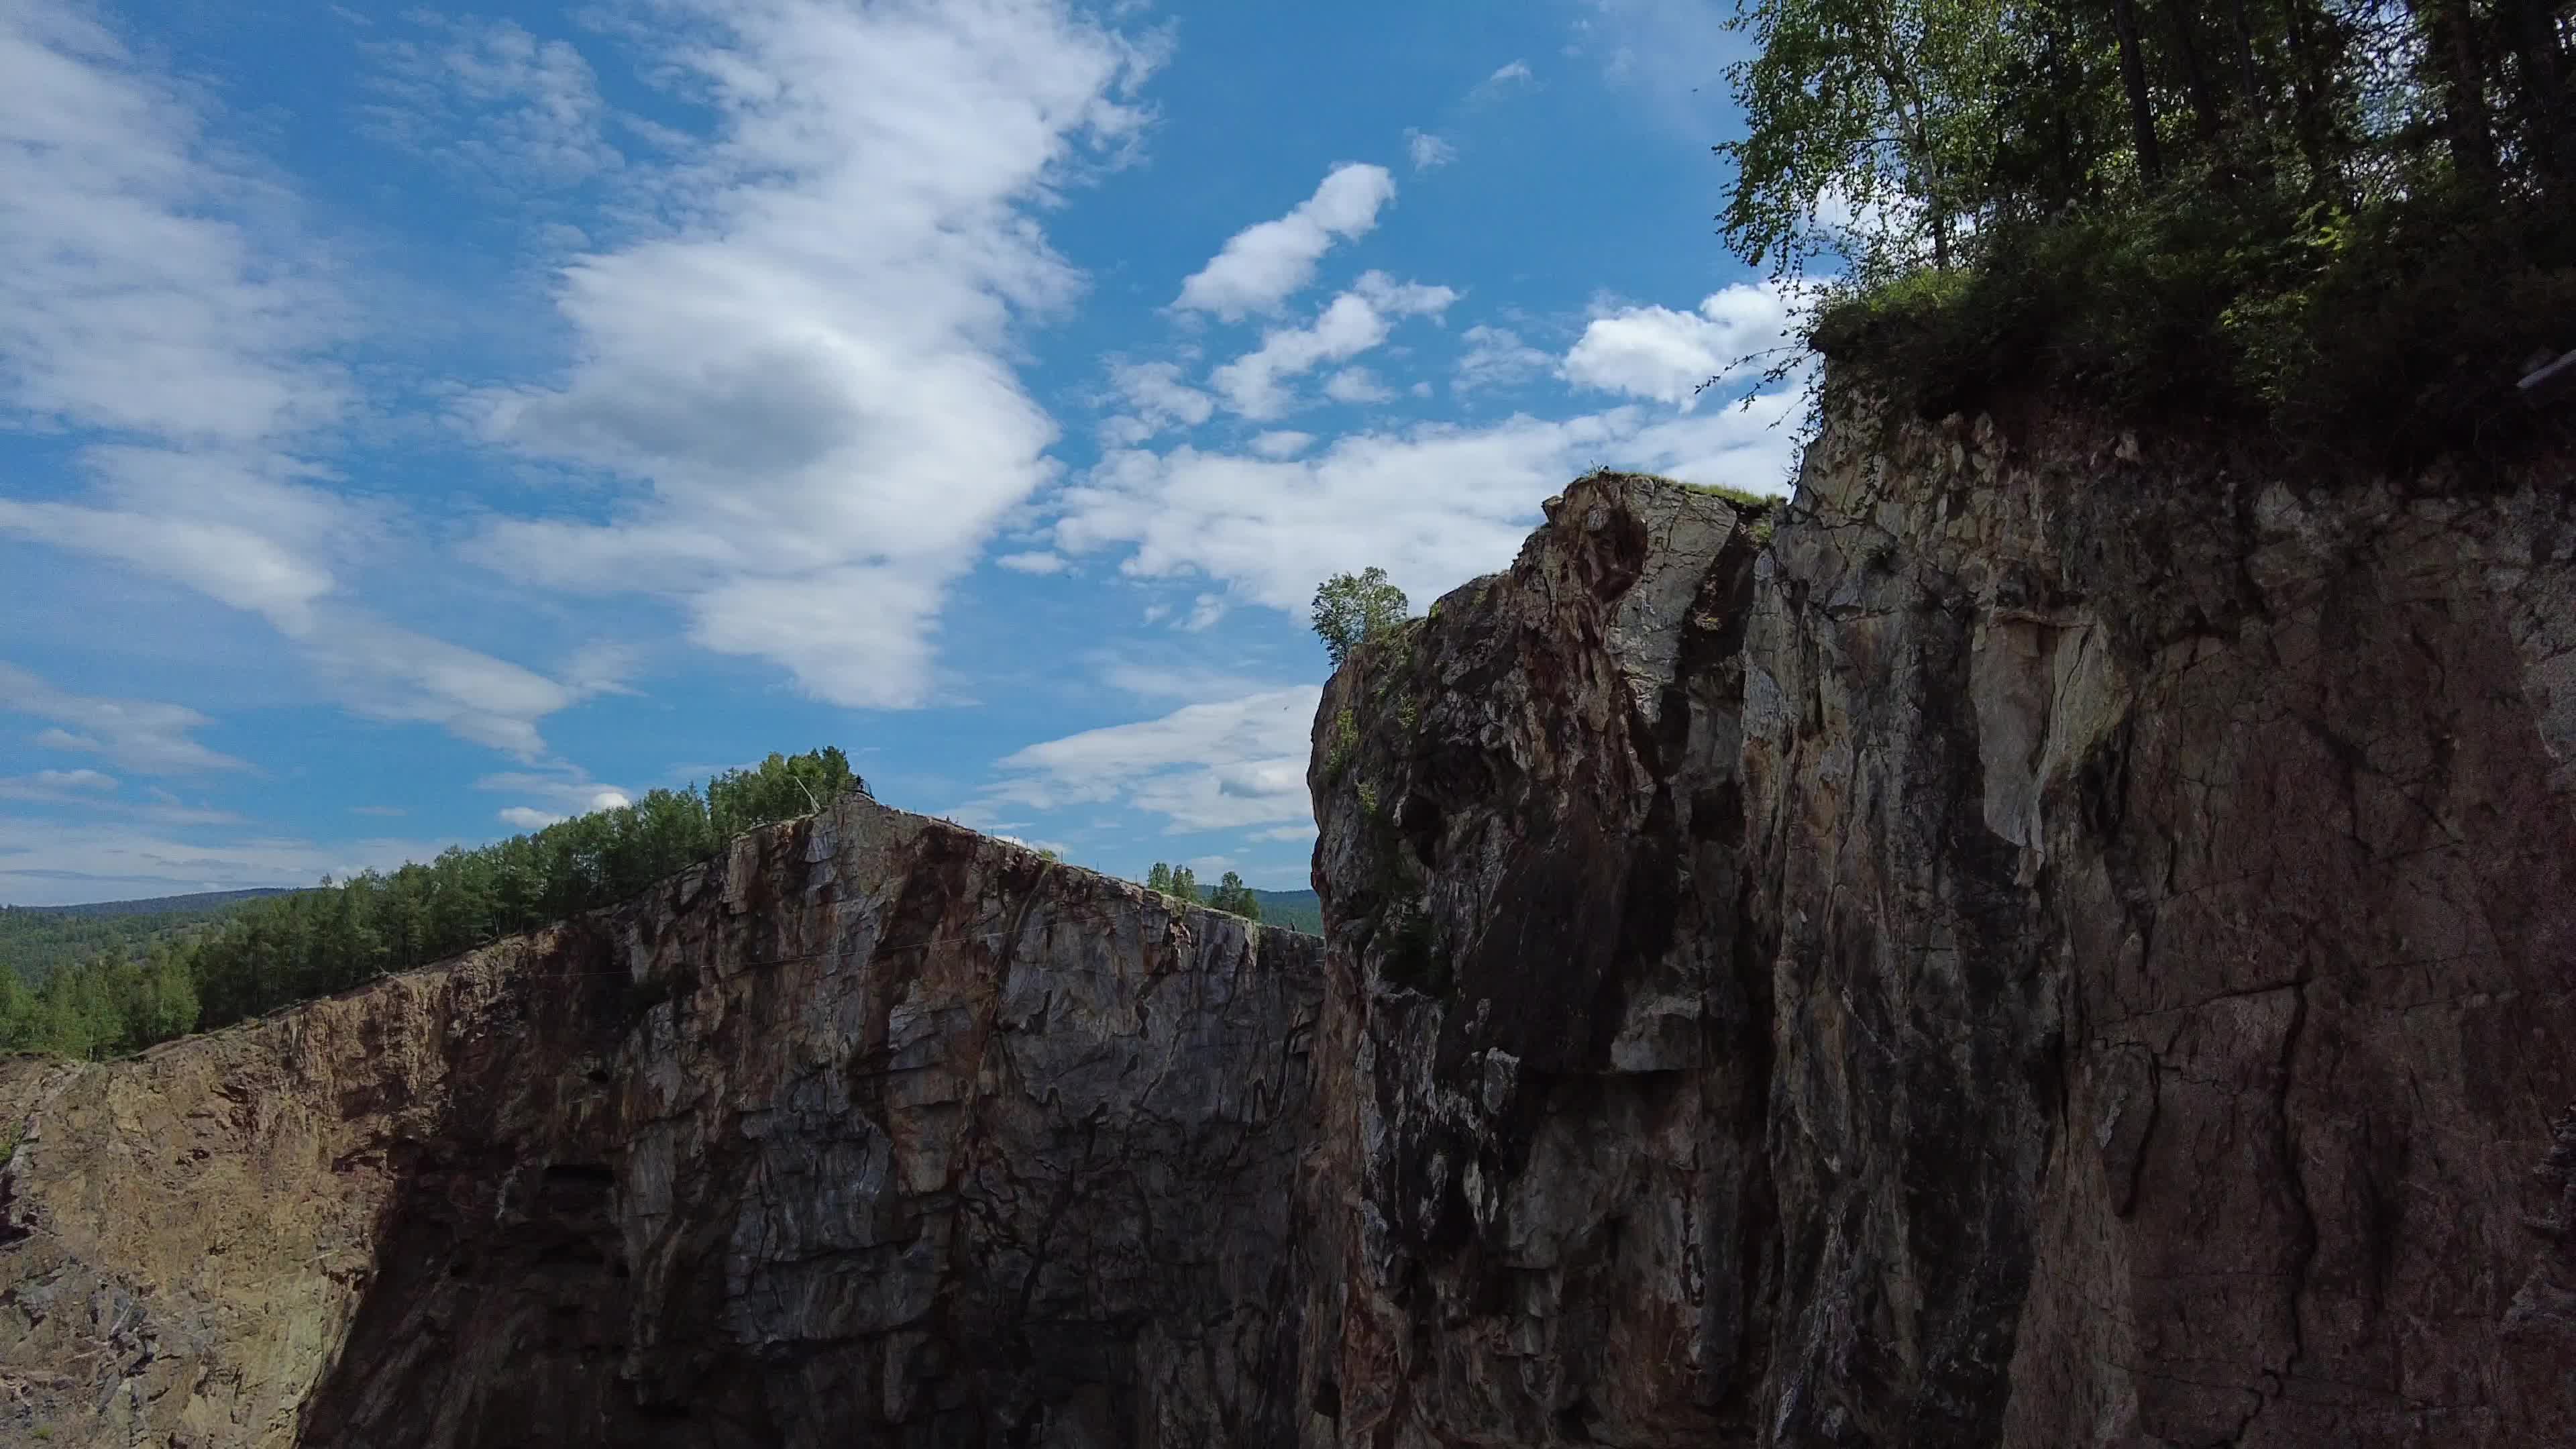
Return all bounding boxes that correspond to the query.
[1299,478,1776,1446]
[1741,402,2575,1448]
[5,388,2569,1449]
[0,800,1324,1448]
[1303,397,2576,1446]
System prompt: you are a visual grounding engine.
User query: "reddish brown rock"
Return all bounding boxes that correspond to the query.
[0,804,1324,1448]
[1300,399,2576,1447]
[6,389,2571,1449]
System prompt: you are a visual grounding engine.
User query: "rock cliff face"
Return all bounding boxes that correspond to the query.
[0,804,1324,1447]
[1304,399,2576,1448]
[5,390,2571,1448]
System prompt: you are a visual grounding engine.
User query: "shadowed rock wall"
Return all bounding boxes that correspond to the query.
[0,802,1324,1448]
[6,390,2571,1449]
[1300,402,2576,1447]
[1297,476,1777,1447]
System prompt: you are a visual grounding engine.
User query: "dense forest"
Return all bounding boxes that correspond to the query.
[1142,861,1266,922]
[0,749,861,1061]
[0,891,290,982]
[1721,0,2573,462]
[1239,888,1323,935]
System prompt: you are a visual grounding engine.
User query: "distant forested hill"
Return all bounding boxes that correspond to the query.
[14,888,293,919]
[1242,888,1320,935]
[3,747,865,1061]
[0,890,294,982]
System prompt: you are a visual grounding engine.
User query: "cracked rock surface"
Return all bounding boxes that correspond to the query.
[0,802,1323,1447]
[5,389,2571,1449]
[1300,472,1776,1447]
[1304,399,2576,1446]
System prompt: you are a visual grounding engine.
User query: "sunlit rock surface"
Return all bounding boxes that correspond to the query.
[1301,405,2576,1447]
[0,803,1324,1447]
[6,391,2571,1448]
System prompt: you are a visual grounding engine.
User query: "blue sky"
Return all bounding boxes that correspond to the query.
[0,0,1807,906]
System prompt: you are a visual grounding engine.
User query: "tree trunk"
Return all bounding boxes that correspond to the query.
[2163,0,2229,139]
[2419,0,2500,186]
[2052,23,2080,205]
[2112,0,2166,179]
[2230,0,2265,117]
[2499,0,2574,191]
[2279,0,2343,195]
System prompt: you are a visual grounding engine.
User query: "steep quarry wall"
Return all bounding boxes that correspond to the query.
[1304,402,2576,1448]
[1299,479,1777,1446]
[5,390,2571,1449]
[0,802,1324,1447]
[1742,407,2576,1447]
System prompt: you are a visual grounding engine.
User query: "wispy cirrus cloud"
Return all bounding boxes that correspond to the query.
[1453,324,1552,392]
[0,662,250,774]
[0,813,447,908]
[0,767,119,802]
[1470,59,1536,99]
[0,3,347,447]
[361,15,623,189]
[0,1,357,637]
[472,0,1161,710]
[1208,272,1456,419]
[0,0,602,760]
[1566,0,1746,136]
[973,685,1321,834]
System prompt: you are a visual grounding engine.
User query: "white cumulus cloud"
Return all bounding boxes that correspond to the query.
[1210,272,1456,420]
[1053,392,1801,616]
[1098,358,1217,445]
[1173,162,1397,320]
[473,0,1157,710]
[1560,282,1802,407]
[1248,430,1313,459]
[1323,367,1393,404]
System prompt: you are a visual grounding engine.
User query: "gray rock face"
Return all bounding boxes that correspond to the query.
[1743,406,2576,1448]
[0,802,1324,1448]
[1298,474,1776,1447]
[6,392,2570,1449]
[1302,403,2576,1446]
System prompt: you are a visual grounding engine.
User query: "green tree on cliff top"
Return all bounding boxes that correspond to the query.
[1311,568,1410,668]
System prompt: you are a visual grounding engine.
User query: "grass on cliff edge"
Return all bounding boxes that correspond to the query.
[1808,180,2576,474]
[1574,469,1783,516]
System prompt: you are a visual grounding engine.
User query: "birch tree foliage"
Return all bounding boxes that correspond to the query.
[1711,0,2574,462]
[1716,0,2012,284]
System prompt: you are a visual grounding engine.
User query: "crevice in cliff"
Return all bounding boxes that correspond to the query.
[14,396,2576,1448]
[2231,969,2320,1449]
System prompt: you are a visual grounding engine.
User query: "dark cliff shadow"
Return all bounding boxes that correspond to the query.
[285,916,777,1449]
[286,819,1326,1449]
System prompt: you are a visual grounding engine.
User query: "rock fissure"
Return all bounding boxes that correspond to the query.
[5,402,2572,1447]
